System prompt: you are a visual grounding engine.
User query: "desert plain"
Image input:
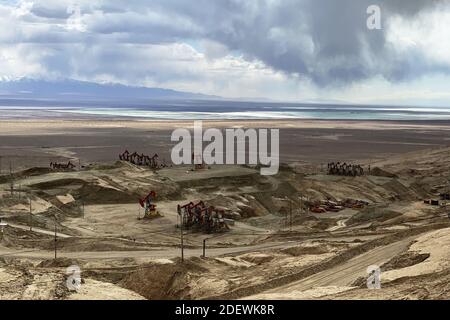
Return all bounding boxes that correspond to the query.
[0,119,449,300]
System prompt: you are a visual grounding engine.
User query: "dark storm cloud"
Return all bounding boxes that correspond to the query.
[111,0,446,86]
[186,0,447,85]
[4,0,450,86]
[383,0,441,15]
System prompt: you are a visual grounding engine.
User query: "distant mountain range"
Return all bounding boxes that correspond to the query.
[0,78,217,101]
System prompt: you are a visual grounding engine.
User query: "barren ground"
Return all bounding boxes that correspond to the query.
[0,119,449,300]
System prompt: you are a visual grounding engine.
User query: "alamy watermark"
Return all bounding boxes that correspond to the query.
[367,265,381,289]
[171,121,279,176]
[367,5,382,30]
[66,265,82,291]
[66,3,86,32]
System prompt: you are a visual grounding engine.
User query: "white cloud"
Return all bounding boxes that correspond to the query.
[0,44,49,79]
[387,4,450,66]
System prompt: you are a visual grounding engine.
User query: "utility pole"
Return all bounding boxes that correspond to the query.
[285,208,288,228]
[300,196,303,215]
[82,201,85,219]
[202,238,206,258]
[180,213,184,262]
[54,215,57,260]
[29,193,32,231]
[290,198,292,232]
[0,221,5,241]
[307,196,310,215]
[284,198,292,231]
[9,161,13,196]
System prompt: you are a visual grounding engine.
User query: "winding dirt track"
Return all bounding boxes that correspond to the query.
[261,236,416,294]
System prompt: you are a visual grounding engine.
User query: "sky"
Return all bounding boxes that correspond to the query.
[1,0,450,105]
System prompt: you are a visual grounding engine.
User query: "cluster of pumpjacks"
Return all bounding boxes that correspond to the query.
[119,150,166,169]
[50,161,76,170]
[177,201,229,233]
[327,162,365,176]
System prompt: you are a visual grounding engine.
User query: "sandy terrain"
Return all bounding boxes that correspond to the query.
[0,119,449,300]
[1,119,450,171]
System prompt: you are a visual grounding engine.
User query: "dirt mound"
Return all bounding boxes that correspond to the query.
[0,196,29,208]
[30,178,86,190]
[371,167,397,178]
[382,180,417,200]
[38,258,79,268]
[273,181,298,197]
[350,264,450,297]
[206,195,266,219]
[350,274,371,288]
[1,226,53,249]
[281,244,330,256]
[20,167,53,177]
[73,184,138,204]
[0,167,53,184]
[88,161,125,171]
[236,204,257,218]
[178,173,260,189]
[381,251,430,271]
[347,205,402,225]
[351,251,430,288]
[252,192,277,214]
[55,238,152,252]
[409,182,431,199]
[207,195,237,210]
[240,253,274,265]
[56,201,83,217]
[120,258,207,300]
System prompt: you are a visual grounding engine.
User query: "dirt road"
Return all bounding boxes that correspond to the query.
[0,240,301,261]
[257,235,416,296]
[6,222,71,238]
